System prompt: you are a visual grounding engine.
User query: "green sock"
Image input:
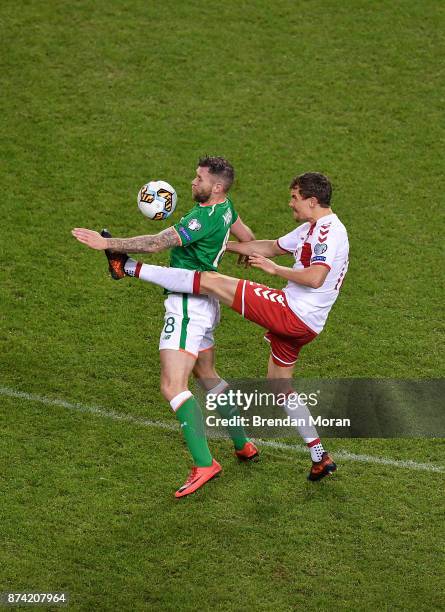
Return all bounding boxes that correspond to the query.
[176,396,213,467]
[216,402,250,451]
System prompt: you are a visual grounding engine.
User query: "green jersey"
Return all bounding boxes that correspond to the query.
[170,197,238,272]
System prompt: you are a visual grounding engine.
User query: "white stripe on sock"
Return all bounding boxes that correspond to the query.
[170,390,192,412]
[207,379,229,396]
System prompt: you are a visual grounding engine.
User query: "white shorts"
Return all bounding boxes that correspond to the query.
[159,293,220,358]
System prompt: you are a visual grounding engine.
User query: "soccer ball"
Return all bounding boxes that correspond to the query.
[137,180,177,220]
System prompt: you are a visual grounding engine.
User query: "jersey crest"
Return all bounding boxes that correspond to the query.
[187,218,201,231]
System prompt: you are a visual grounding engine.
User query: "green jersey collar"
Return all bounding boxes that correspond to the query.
[197,198,228,208]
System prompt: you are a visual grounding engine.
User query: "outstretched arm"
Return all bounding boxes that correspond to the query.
[230,216,255,242]
[229,216,256,265]
[226,239,284,258]
[249,253,329,289]
[71,227,181,253]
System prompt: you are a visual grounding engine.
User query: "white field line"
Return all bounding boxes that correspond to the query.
[1,386,444,474]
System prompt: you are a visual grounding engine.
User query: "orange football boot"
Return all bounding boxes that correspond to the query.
[308,452,337,481]
[175,459,222,498]
[235,441,259,462]
[101,229,128,280]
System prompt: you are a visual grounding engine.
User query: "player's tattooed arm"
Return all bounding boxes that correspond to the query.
[71,227,181,253]
[106,227,181,253]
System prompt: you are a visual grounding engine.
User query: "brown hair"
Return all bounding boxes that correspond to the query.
[289,172,332,207]
[198,156,235,191]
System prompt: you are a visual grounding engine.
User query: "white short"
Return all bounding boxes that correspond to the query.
[159,293,220,358]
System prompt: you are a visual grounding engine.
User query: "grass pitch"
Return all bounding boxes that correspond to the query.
[1,1,444,610]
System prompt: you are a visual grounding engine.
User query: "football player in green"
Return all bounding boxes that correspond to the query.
[73,157,258,498]
[74,172,345,485]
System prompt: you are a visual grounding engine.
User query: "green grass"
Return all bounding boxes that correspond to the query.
[2,397,444,611]
[1,0,444,609]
